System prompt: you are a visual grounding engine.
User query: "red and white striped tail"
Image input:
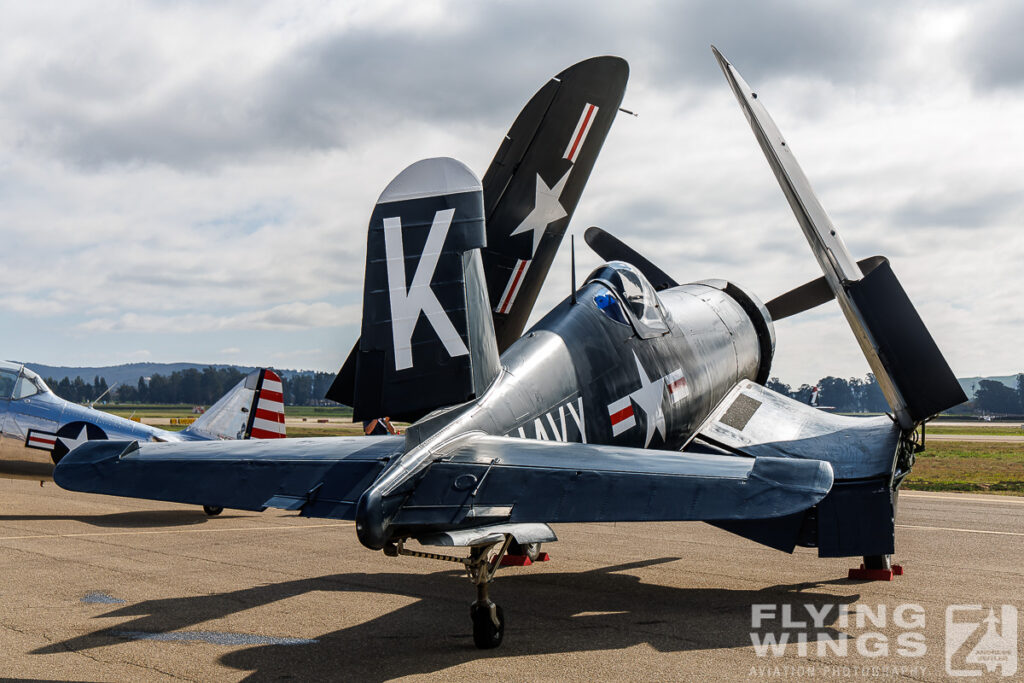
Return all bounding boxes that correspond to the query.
[249,369,286,439]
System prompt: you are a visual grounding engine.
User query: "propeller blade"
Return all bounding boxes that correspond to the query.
[583,226,678,291]
[766,256,887,320]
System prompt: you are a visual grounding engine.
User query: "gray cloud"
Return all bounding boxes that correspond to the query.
[961,0,1024,90]
[0,0,928,171]
[890,189,1022,230]
[0,1,1017,379]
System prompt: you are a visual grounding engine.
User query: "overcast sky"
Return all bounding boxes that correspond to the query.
[1,0,1021,386]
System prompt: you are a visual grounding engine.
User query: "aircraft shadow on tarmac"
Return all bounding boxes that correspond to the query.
[34,558,861,681]
[0,509,233,528]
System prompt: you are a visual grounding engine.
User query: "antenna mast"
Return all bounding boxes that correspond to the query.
[570,234,577,304]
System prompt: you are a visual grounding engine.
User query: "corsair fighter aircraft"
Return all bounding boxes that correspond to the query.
[55,50,965,648]
[2,362,286,513]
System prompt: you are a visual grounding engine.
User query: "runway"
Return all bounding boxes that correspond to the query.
[1,481,1022,681]
[927,433,1024,443]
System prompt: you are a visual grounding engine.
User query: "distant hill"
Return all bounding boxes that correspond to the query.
[18,361,317,386]
[958,375,1019,397]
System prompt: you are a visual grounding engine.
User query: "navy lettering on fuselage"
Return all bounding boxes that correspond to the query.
[510,397,586,443]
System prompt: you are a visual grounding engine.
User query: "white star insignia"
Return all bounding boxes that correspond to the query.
[509,170,570,257]
[58,424,91,453]
[628,352,667,447]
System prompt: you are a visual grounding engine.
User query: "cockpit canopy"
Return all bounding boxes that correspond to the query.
[0,361,50,401]
[585,261,670,338]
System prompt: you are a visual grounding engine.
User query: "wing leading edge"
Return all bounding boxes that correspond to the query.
[55,433,833,538]
[54,437,404,519]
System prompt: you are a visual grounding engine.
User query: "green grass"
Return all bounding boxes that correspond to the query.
[96,403,353,419]
[927,425,1024,436]
[277,406,353,418]
[97,404,200,419]
[904,440,1024,494]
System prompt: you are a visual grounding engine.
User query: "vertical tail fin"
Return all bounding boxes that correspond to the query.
[326,57,628,405]
[182,368,286,440]
[343,157,500,422]
[246,369,286,439]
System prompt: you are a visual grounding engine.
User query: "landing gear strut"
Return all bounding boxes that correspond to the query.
[391,534,515,649]
[863,554,891,571]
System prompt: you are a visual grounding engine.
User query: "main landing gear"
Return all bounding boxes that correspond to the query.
[202,505,223,516]
[387,534,530,649]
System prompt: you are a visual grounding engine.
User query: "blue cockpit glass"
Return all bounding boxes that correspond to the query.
[593,287,628,325]
[584,261,670,339]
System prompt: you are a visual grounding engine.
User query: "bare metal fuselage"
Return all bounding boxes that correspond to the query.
[358,272,773,548]
[0,364,179,481]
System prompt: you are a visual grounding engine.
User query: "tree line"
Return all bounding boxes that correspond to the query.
[967,376,1024,416]
[43,367,1024,415]
[767,373,1024,416]
[765,374,889,413]
[44,367,339,407]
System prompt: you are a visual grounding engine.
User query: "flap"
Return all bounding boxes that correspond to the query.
[416,522,557,548]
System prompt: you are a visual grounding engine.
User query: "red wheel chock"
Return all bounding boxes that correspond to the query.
[848,563,903,581]
[500,552,551,567]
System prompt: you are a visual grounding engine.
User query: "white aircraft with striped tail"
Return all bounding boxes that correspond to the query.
[0,362,285,514]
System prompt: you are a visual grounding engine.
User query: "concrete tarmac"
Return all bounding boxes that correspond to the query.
[2,481,1023,681]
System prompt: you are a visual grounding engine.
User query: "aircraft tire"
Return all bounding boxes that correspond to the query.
[203,505,224,516]
[508,542,541,561]
[471,602,504,649]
